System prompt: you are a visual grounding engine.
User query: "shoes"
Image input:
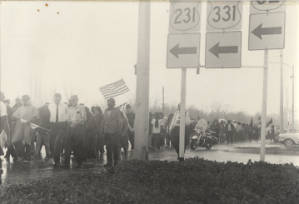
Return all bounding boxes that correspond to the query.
[63,164,70,169]
[76,161,82,168]
[104,163,112,168]
[53,163,60,169]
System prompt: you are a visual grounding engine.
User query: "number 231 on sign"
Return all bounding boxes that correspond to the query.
[169,2,201,33]
[207,1,242,32]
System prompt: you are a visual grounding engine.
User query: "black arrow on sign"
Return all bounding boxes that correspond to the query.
[170,44,197,58]
[209,42,238,58]
[252,24,282,40]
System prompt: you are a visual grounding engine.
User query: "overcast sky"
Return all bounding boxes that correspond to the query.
[0,1,298,118]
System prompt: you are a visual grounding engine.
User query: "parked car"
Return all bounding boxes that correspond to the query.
[278,130,299,146]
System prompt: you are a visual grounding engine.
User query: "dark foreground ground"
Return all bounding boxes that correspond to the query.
[1,158,299,204]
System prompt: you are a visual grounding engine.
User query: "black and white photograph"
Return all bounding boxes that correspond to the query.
[0,0,298,203]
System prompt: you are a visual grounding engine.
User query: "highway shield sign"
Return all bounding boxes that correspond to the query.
[207,0,243,32]
[250,0,285,14]
[169,1,201,33]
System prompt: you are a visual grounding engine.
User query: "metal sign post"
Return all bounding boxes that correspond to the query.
[280,50,284,132]
[167,0,201,160]
[260,49,269,162]
[249,0,286,162]
[179,68,187,160]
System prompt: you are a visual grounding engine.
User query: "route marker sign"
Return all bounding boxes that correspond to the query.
[249,12,285,50]
[206,32,241,68]
[167,33,200,68]
[250,0,285,14]
[207,0,243,32]
[169,1,201,33]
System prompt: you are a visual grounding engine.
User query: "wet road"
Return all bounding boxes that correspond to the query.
[1,141,299,186]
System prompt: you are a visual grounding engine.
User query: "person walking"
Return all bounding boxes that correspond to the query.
[12,95,38,161]
[125,104,135,150]
[91,106,105,161]
[48,93,68,167]
[169,104,191,160]
[103,98,122,169]
[3,98,16,161]
[35,102,51,160]
[0,92,10,158]
[151,112,162,150]
[66,95,87,168]
[226,120,235,144]
[120,111,129,160]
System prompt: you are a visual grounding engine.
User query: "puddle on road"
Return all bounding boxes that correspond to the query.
[0,156,107,186]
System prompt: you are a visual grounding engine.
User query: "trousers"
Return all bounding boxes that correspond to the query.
[105,133,121,167]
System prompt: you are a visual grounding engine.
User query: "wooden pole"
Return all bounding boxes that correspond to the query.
[133,0,151,160]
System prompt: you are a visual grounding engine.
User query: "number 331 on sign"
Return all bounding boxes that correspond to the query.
[207,0,242,32]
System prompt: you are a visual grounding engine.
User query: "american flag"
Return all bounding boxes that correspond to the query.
[100,79,129,100]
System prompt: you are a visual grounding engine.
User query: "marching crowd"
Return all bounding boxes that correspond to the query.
[0,92,135,169]
[0,91,275,169]
[148,108,275,151]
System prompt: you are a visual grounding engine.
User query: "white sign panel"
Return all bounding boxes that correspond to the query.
[207,0,242,32]
[169,1,201,33]
[206,32,241,68]
[167,33,200,68]
[250,0,285,14]
[249,12,285,50]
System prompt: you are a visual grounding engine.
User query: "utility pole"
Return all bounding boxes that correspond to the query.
[291,65,295,130]
[162,87,165,115]
[280,50,284,132]
[134,0,151,160]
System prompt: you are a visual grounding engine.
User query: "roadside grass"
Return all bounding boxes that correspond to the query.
[1,158,299,204]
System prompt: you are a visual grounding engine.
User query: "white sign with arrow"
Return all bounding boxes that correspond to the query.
[206,32,241,68]
[249,12,285,50]
[167,33,200,68]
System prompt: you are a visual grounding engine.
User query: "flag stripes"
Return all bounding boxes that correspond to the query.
[100,79,129,99]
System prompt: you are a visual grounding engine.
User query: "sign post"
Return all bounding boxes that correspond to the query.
[260,49,269,161]
[249,0,285,162]
[179,68,187,160]
[167,0,201,160]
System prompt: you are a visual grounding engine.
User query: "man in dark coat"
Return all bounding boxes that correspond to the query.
[103,98,122,168]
